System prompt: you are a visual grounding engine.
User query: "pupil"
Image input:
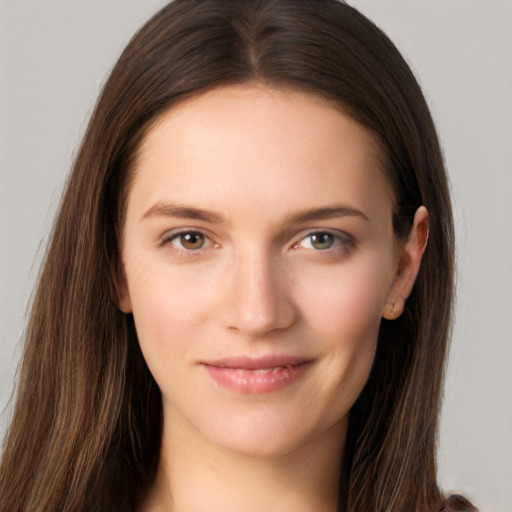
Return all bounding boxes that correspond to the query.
[311,233,333,249]
[181,233,204,249]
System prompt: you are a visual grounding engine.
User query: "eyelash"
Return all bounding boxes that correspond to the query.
[159,229,355,257]
[291,229,355,256]
[160,229,216,255]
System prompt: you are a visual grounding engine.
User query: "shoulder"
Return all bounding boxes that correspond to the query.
[442,494,479,512]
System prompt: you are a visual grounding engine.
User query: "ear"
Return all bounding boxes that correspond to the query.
[382,206,429,320]
[118,287,133,314]
[115,265,133,314]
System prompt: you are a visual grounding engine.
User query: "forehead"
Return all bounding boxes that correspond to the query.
[128,84,393,223]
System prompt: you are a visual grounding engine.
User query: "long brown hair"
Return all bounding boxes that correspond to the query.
[0,1,454,510]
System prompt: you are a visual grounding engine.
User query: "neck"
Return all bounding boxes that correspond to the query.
[143,412,346,512]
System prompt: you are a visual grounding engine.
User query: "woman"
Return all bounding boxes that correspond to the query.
[0,1,477,511]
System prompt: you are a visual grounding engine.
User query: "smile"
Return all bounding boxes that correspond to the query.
[201,356,314,394]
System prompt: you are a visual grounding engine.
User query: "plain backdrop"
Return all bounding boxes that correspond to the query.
[1,1,511,510]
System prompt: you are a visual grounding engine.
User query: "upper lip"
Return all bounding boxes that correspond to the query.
[201,355,314,370]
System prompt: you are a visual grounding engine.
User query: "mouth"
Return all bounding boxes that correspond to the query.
[200,355,314,394]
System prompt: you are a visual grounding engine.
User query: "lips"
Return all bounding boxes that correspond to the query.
[201,355,314,394]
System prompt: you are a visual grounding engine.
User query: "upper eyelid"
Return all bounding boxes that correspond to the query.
[158,228,214,252]
[292,228,354,244]
[160,227,212,242]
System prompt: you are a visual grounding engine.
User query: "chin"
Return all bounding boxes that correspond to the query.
[194,407,347,460]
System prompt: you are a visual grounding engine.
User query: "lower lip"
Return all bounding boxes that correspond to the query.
[203,362,312,394]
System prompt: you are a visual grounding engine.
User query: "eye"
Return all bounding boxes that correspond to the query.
[293,230,354,252]
[308,232,335,250]
[163,230,210,252]
[177,232,206,250]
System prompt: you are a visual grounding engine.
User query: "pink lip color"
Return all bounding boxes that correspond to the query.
[201,355,313,394]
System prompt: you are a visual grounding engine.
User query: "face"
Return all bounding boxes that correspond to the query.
[119,85,421,459]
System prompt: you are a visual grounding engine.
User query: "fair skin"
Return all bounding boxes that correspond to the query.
[119,84,428,512]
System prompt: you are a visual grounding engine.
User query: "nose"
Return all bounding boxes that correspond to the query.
[219,249,297,338]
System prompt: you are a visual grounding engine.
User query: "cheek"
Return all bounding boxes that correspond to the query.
[296,257,391,395]
[297,258,389,345]
[123,255,215,369]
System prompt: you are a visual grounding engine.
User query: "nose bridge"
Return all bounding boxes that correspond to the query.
[223,245,294,336]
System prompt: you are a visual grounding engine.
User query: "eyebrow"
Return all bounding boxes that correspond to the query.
[141,201,369,224]
[142,202,226,223]
[284,206,370,224]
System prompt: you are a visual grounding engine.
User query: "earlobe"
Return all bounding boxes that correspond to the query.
[115,266,133,314]
[382,206,429,320]
[381,296,405,320]
[118,292,133,314]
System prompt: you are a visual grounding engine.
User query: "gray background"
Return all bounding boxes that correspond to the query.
[1,1,511,510]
